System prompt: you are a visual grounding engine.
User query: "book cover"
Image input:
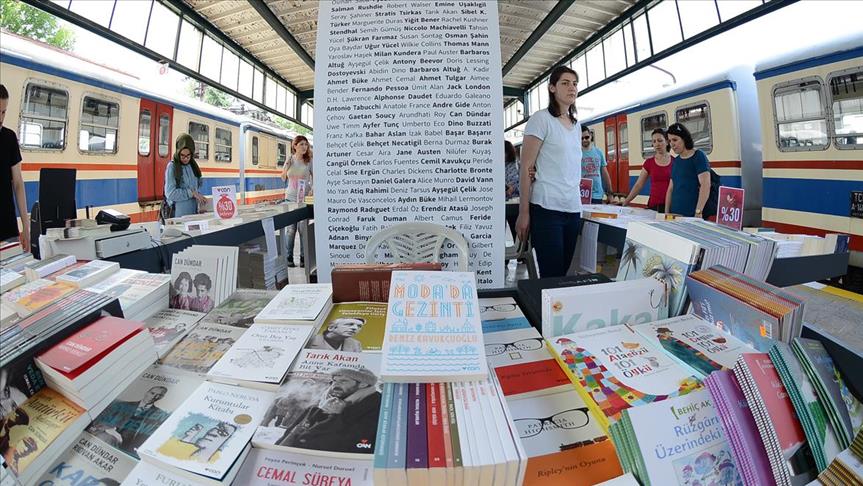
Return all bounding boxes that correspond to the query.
[23,254,76,281]
[137,382,272,481]
[0,268,25,293]
[1,279,55,306]
[517,274,611,328]
[549,325,702,423]
[507,389,622,485]
[10,281,77,317]
[170,253,221,313]
[36,316,143,378]
[142,309,205,358]
[161,323,245,375]
[255,283,333,322]
[387,383,410,483]
[332,262,442,303]
[381,271,488,382]
[307,302,388,352]
[633,315,754,377]
[373,383,394,480]
[0,361,45,418]
[478,296,526,322]
[233,447,373,486]
[254,350,382,458]
[86,364,203,459]
[120,460,203,486]
[88,271,170,316]
[625,388,743,486]
[207,323,312,386]
[0,388,87,477]
[484,327,569,397]
[202,289,277,328]
[542,277,668,338]
[55,260,119,287]
[36,432,137,485]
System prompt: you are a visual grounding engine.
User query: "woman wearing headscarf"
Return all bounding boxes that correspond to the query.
[164,133,205,218]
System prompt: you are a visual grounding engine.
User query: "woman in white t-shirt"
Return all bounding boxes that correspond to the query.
[280,135,313,267]
[515,66,583,278]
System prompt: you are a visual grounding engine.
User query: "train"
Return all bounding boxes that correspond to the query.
[0,32,302,224]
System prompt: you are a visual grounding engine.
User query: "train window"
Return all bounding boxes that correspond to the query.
[828,69,863,149]
[277,142,287,166]
[189,121,209,160]
[158,115,170,157]
[675,102,713,154]
[79,96,119,154]
[20,83,68,150]
[619,122,629,159]
[252,136,259,165]
[215,128,232,163]
[138,111,151,156]
[605,128,616,161]
[773,79,828,151]
[641,113,667,157]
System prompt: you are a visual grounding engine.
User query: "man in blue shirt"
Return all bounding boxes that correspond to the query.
[580,126,613,203]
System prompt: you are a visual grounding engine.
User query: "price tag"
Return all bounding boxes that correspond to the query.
[717,186,744,231]
[579,178,593,204]
[212,185,237,220]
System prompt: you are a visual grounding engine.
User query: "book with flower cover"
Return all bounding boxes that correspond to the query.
[548,325,702,428]
[632,315,754,377]
[36,432,137,485]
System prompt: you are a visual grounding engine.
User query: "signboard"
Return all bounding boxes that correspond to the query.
[717,186,744,231]
[313,0,504,287]
[580,178,593,204]
[852,191,863,219]
[212,185,237,220]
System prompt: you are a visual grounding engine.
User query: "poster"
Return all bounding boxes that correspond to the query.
[313,0,504,288]
[211,185,237,220]
[717,186,744,230]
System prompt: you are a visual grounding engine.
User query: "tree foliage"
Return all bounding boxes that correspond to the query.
[0,0,75,50]
[185,79,233,109]
[272,116,311,136]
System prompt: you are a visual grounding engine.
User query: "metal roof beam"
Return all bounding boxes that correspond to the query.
[247,0,315,71]
[502,0,577,76]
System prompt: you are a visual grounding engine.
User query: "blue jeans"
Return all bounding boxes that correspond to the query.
[530,204,581,278]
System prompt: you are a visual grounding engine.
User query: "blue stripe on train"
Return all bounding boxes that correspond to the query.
[627,175,741,197]
[244,176,285,192]
[763,177,863,217]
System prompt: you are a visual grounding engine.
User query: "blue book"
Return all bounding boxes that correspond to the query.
[373,383,395,482]
[481,316,532,334]
[386,383,409,484]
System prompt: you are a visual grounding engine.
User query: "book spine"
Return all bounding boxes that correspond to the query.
[545,340,612,432]
[374,383,395,472]
[406,383,429,470]
[426,383,446,472]
[438,383,454,471]
[445,383,463,470]
[387,383,409,474]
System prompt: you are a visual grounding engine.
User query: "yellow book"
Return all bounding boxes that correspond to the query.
[12,282,77,317]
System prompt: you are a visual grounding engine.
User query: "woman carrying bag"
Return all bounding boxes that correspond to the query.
[164,133,206,218]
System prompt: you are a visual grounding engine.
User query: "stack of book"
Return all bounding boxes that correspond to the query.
[34,316,158,416]
[0,388,89,485]
[0,240,27,260]
[141,308,205,358]
[22,254,77,281]
[201,289,278,328]
[160,322,246,375]
[253,283,333,326]
[516,273,611,329]
[233,447,373,486]
[170,245,239,314]
[53,259,120,288]
[687,265,805,351]
[86,268,171,321]
[331,262,442,303]
[757,231,849,257]
[2,279,77,318]
[37,432,137,484]
[817,428,863,485]
[0,268,25,292]
[137,381,272,485]
[237,245,281,290]
[609,388,743,485]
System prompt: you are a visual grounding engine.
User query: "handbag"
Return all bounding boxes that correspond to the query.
[159,196,175,224]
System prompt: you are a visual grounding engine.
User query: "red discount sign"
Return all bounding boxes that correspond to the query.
[211,185,237,220]
[580,178,593,204]
[717,186,744,230]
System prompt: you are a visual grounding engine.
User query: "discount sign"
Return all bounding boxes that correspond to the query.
[580,178,593,204]
[212,185,237,220]
[717,186,744,230]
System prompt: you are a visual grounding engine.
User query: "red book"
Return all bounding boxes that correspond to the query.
[493,358,571,396]
[740,353,806,452]
[37,316,143,379]
[426,383,447,481]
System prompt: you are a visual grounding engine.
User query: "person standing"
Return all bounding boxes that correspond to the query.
[580,126,613,204]
[164,133,205,218]
[665,123,711,218]
[281,135,312,267]
[0,84,30,251]
[515,66,583,278]
[620,128,673,212]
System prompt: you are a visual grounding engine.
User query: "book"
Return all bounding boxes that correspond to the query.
[55,260,120,288]
[381,271,488,383]
[8,280,77,318]
[201,289,277,328]
[137,382,271,484]
[207,323,313,390]
[0,268,25,293]
[86,270,171,321]
[0,388,88,484]
[160,323,246,375]
[549,325,702,427]
[86,364,203,459]
[23,254,76,282]
[170,250,222,313]
[632,314,754,377]
[254,283,333,324]
[36,432,137,485]
[120,460,206,486]
[541,277,668,338]
[507,388,622,485]
[142,308,205,358]
[1,279,56,306]
[483,327,570,397]
[232,447,373,486]
[331,262,442,303]
[307,301,388,353]
[405,383,428,484]
[516,273,611,329]
[254,350,382,458]
[479,296,531,331]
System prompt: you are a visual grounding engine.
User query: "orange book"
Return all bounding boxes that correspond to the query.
[12,282,76,317]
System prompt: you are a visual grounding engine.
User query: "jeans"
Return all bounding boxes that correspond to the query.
[529,203,581,278]
[286,222,305,262]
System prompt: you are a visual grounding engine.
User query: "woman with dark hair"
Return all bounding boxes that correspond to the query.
[281,135,313,267]
[620,128,674,212]
[164,134,205,218]
[170,272,193,310]
[504,140,519,198]
[515,65,583,278]
[190,273,214,313]
[665,123,711,217]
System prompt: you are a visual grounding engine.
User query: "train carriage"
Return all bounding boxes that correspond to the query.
[754,35,863,265]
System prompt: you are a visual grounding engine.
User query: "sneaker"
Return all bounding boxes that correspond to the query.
[287,259,296,268]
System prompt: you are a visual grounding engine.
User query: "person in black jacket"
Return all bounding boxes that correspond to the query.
[277,367,381,453]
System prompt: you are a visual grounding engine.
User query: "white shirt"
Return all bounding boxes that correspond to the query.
[524,109,583,213]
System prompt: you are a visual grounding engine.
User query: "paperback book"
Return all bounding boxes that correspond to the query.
[36,432,137,485]
[254,283,333,324]
[23,254,76,282]
[170,250,226,314]
[142,308,205,358]
[6,280,77,317]
[160,323,246,375]
[201,289,277,328]
[232,447,373,486]
[0,268,25,293]
[120,461,204,486]
[331,262,442,303]
[483,327,570,397]
[307,301,388,352]
[55,260,120,288]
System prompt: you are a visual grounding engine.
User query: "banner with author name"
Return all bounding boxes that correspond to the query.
[314,0,504,288]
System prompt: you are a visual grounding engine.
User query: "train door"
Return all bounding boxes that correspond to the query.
[136,99,173,202]
[603,115,630,194]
